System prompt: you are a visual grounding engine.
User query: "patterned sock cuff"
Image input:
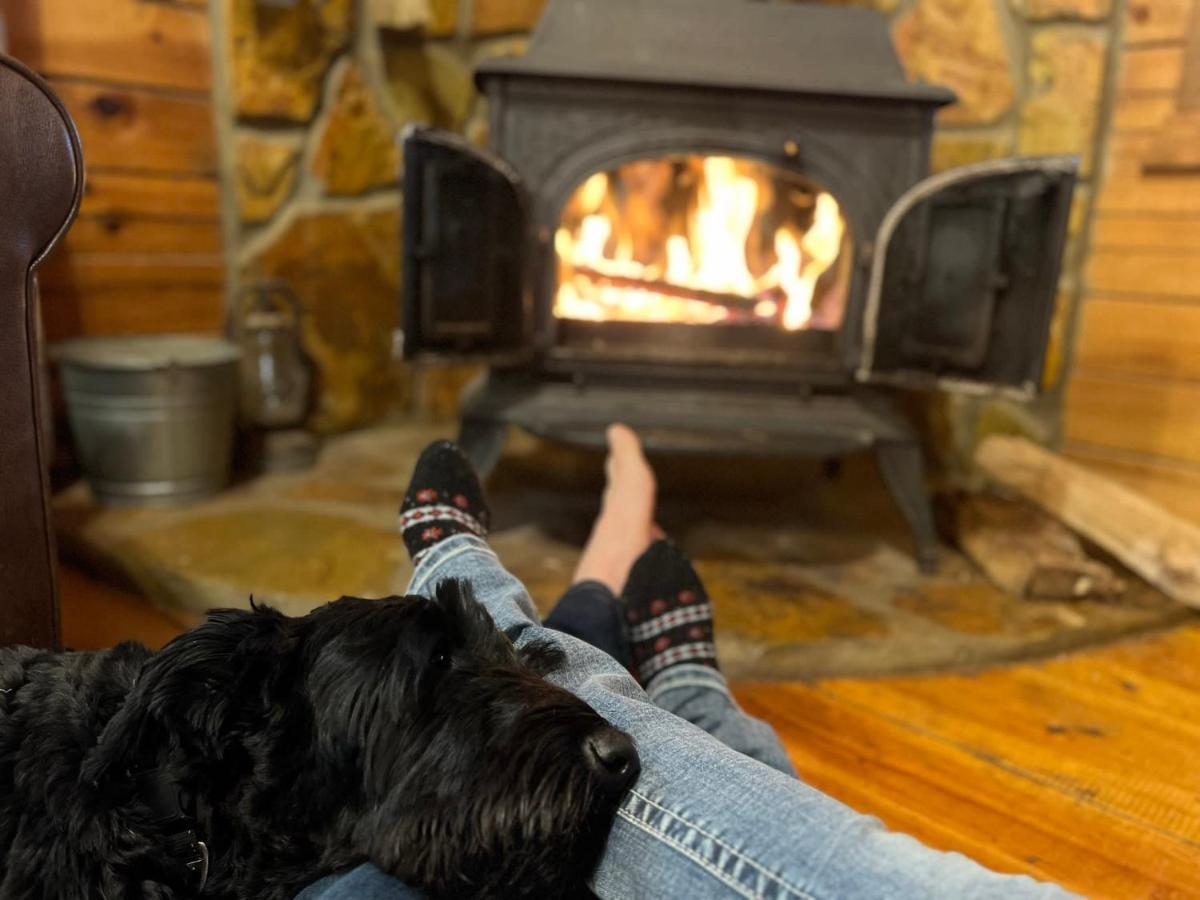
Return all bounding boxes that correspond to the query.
[623,540,719,686]
[400,441,490,564]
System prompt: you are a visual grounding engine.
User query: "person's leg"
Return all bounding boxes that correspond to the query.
[393,440,1072,899]
[570,424,661,597]
[544,428,798,776]
[543,579,633,669]
[304,437,1069,900]
[621,537,798,776]
[298,864,424,900]
[645,663,796,776]
[544,579,793,775]
[409,533,1071,899]
[540,423,657,668]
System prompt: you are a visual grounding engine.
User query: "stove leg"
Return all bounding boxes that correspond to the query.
[875,441,938,574]
[457,416,508,479]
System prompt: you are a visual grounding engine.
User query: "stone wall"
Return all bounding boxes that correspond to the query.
[212,0,1119,440]
[214,0,543,431]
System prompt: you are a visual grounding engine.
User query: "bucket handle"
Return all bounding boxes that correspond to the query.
[237,279,301,330]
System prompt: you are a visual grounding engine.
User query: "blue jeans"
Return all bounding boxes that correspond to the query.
[300,535,1074,899]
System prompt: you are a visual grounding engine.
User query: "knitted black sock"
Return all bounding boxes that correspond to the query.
[399,441,490,564]
[622,539,718,685]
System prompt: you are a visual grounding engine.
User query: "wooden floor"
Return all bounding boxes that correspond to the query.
[736,629,1200,899]
[60,565,185,652]
[60,566,1199,898]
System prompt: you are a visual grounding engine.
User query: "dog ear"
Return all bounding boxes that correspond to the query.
[81,604,294,787]
[432,578,513,655]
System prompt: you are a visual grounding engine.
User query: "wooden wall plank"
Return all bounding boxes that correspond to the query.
[1123,0,1194,45]
[1095,173,1200,213]
[52,79,217,176]
[1099,132,1155,179]
[64,218,223,255]
[38,256,224,293]
[1065,374,1200,466]
[10,0,226,347]
[1,0,212,93]
[1086,249,1200,296]
[1119,46,1185,95]
[39,285,226,342]
[1061,0,1200,511]
[1091,215,1200,250]
[1075,296,1200,380]
[80,172,221,221]
[1111,94,1177,132]
[1065,444,1200,524]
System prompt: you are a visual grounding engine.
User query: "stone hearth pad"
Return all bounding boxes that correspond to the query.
[55,423,1195,680]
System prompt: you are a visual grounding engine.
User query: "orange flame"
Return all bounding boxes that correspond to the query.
[554,156,847,331]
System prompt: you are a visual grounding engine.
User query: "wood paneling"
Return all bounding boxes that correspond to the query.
[1119,46,1185,95]
[1066,444,1200,523]
[1123,0,1195,44]
[1,0,212,92]
[1100,132,1156,178]
[40,285,226,341]
[1111,93,1177,131]
[1180,0,1200,111]
[1067,0,1200,507]
[1075,296,1200,380]
[52,79,217,176]
[1091,214,1200,250]
[1065,374,1200,465]
[38,257,224,293]
[1086,248,1200,296]
[1095,172,1200,213]
[66,217,223,255]
[80,172,221,221]
[9,0,224,345]
[736,624,1200,898]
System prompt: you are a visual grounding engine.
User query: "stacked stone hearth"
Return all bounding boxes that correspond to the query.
[217,0,539,432]
[213,0,1119,446]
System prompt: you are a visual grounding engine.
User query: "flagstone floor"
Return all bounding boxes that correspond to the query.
[55,422,1193,680]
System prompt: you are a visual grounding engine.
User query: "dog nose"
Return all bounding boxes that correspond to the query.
[584,727,640,795]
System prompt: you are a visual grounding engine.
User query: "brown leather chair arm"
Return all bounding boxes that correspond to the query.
[0,52,84,648]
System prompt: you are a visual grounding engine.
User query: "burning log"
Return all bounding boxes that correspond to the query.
[573,266,768,317]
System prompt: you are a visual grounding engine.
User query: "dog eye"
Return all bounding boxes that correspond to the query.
[431,643,453,670]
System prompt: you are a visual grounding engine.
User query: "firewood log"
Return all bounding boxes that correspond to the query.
[977,435,1200,608]
[946,492,1126,601]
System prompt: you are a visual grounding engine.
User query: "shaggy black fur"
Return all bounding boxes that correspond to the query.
[0,580,638,899]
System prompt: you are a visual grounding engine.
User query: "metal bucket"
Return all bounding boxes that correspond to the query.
[56,335,241,506]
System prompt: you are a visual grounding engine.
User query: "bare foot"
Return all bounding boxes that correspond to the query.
[572,424,662,594]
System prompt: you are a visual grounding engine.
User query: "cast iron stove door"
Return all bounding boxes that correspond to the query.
[401,125,531,361]
[857,156,1077,396]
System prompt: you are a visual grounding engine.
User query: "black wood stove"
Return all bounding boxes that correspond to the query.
[401,0,1076,571]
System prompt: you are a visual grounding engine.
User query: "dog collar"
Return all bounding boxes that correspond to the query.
[133,768,210,893]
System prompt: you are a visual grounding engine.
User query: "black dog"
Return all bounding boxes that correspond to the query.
[0,580,638,899]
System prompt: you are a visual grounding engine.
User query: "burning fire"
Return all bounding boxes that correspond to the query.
[554,156,848,331]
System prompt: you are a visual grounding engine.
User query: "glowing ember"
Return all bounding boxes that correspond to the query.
[554,155,850,331]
